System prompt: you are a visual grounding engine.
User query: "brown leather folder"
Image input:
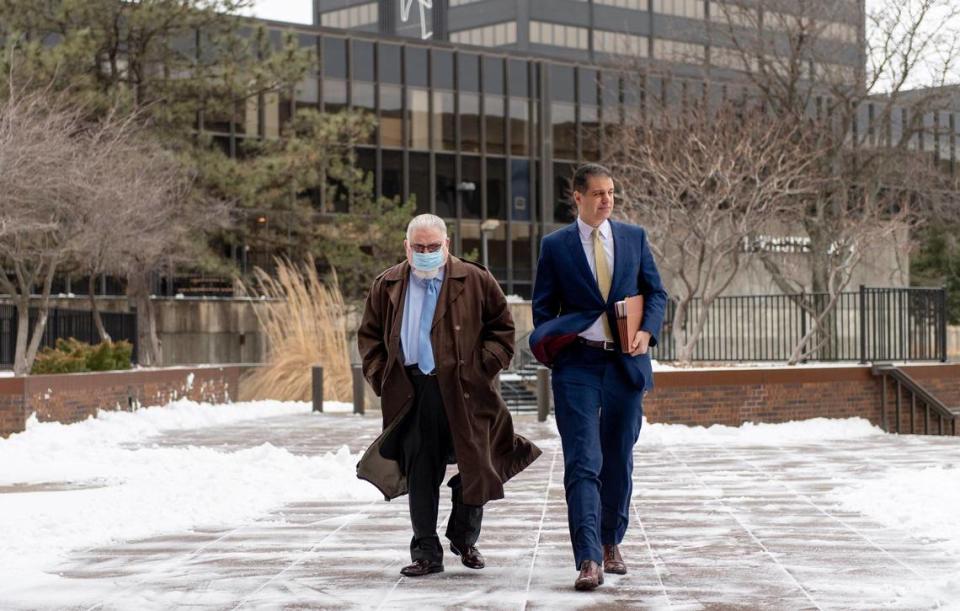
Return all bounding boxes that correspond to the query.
[615,295,645,353]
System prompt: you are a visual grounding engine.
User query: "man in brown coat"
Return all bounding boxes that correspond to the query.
[356,213,541,577]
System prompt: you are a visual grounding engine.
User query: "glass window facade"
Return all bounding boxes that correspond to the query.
[223,22,871,296]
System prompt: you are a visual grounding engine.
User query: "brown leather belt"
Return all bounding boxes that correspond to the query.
[576,337,617,352]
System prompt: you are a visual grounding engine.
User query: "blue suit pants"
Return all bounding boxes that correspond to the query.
[551,343,643,569]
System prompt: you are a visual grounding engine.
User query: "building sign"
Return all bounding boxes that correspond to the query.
[400,0,433,39]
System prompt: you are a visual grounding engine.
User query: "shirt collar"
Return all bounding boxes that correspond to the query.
[576,217,611,241]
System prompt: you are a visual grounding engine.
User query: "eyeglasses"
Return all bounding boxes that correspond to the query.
[411,242,444,253]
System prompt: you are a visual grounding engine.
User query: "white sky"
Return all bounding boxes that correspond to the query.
[246,0,312,24]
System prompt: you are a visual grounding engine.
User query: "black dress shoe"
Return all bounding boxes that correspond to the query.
[400,559,444,577]
[449,541,485,569]
[575,560,604,591]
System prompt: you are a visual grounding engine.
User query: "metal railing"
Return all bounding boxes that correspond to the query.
[650,286,947,363]
[510,286,947,365]
[0,305,138,368]
[872,364,958,435]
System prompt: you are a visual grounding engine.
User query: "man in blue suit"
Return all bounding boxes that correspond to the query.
[530,163,667,591]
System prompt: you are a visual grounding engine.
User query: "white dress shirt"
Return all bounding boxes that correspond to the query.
[576,216,615,342]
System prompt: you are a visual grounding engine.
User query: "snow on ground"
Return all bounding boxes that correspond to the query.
[644,416,884,446]
[3,398,960,608]
[0,399,376,593]
[840,465,960,558]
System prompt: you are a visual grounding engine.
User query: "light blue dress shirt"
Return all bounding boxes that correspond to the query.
[401,268,446,366]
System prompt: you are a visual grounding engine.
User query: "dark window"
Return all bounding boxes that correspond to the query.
[551,102,576,160]
[509,98,529,156]
[435,154,456,218]
[462,155,482,219]
[328,175,348,213]
[460,92,481,153]
[508,59,528,98]
[380,43,402,84]
[483,56,504,94]
[458,53,480,92]
[487,157,506,220]
[405,46,429,87]
[381,150,403,201]
[549,64,575,102]
[352,40,375,81]
[323,37,347,79]
[380,85,403,148]
[461,220,481,263]
[409,152,431,213]
[485,94,506,155]
[510,159,531,221]
[579,68,598,106]
[487,233,507,281]
[511,221,532,282]
[581,105,599,161]
[356,147,377,198]
[553,162,576,223]
[433,90,456,151]
[433,50,454,89]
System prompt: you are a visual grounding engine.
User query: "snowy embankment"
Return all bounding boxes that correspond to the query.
[0,399,376,592]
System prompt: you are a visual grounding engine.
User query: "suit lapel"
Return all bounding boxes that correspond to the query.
[565,223,604,302]
[610,221,630,302]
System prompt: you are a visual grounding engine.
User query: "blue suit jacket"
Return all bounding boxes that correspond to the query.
[530,220,668,391]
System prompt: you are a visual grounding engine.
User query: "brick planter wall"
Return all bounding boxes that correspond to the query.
[0,365,251,438]
[643,363,960,431]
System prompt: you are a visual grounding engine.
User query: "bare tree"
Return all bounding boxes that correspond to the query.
[67,110,224,360]
[607,102,822,363]
[0,86,102,374]
[707,0,960,359]
[111,143,224,367]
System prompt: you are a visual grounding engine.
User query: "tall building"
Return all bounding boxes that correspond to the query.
[237,1,870,297]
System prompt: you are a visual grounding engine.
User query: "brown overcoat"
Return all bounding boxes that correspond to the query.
[355,256,541,506]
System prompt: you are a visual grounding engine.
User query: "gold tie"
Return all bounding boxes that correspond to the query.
[592,227,614,341]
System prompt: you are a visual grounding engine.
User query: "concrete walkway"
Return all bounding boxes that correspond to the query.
[23,413,960,609]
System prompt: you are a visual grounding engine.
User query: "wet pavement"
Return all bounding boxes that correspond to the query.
[8,412,960,610]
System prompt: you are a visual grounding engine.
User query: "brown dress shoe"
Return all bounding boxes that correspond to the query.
[450,541,485,569]
[400,559,444,577]
[603,544,627,575]
[574,559,604,591]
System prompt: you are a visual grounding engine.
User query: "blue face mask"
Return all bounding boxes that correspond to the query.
[412,249,444,272]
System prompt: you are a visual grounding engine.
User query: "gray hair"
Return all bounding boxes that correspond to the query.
[406,214,448,242]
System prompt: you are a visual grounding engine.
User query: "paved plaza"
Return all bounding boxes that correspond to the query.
[5,411,960,610]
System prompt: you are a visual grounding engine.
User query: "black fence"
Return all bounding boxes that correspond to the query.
[0,305,138,368]
[650,286,947,363]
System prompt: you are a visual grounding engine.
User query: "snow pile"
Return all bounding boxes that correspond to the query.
[643,416,884,446]
[0,399,377,593]
[839,465,960,558]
